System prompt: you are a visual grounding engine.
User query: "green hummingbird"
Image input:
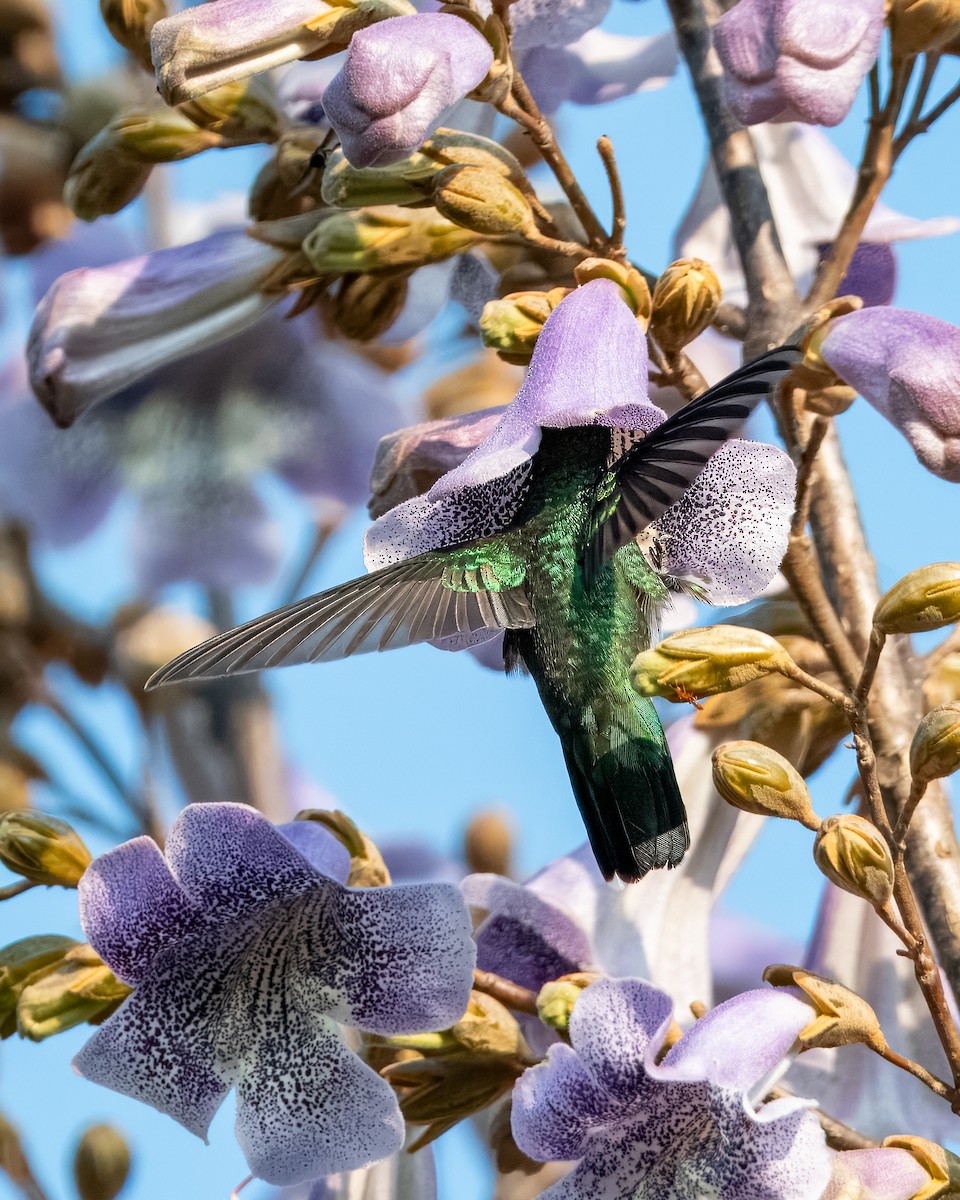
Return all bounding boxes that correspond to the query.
[148,344,800,883]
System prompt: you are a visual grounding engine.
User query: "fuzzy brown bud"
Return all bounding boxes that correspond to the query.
[479,288,569,363]
[0,811,90,887]
[64,135,152,221]
[464,810,513,877]
[888,0,960,55]
[650,258,722,352]
[113,606,218,693]
[882,1136,960,1200]
[73,1124,132,1200]
[874,563,960,634]
[813,815,895,908]
[177,78,280,145]
[302,207,478,274]
[328,273,410,342]
[712,741,820,828]
[0,935,77,1037]
[574,259,652,325]
[631,626,793,701]
[763,965,887,1051]
[433,165,536,237]
[910,702,960,787]
[100,0,166,70]
[16,943,131,1041]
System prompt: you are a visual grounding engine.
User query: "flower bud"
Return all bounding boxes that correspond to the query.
[763,965,886,1051]
[464,810,513,877]
[100,0,167,70]
[798,383,857,417]
[813,815,895,908]
[888,0,960,56]
[73,1124,131,1200]
[106,109,222,163]
[910,702,960,787]
[451,991,523,1056]
[536,973,599,1034]
[113,606,219,694]
[321,129,526,210]
[712,741,820,829]
[650,258,722,353]
[327,272,410,341]
[177,78,280,145]
[874,563,960,634]
[63,136,152,221]
[479,288,569,363]
[433,165,536,238]
[631,626,793,700]
[301,206,478,274]
[882,1136,960,1199]
[574,258,652,325]
[0,936,77,1036]
[295,809,390,887]
[926,651,960,710]
[0,811,91,887]
[16,943,131,1041]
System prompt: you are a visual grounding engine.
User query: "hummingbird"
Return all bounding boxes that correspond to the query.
[148,344,801,883]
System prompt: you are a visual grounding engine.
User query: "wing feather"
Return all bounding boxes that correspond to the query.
[584,345,803,582]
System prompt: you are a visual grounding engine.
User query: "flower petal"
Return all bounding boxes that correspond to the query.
[234,1015,404,1185]
[326,883,475,1034]
[650,439,797,604]
[494,0,611,52]
[78,836,203,985]
[165,803,324,917]
[511,1043,609,1161]
[522,28,678,113]
[278,821,352,884]
[658,988,811,1092]
[463,872,593,992]
[570,978,673,1098]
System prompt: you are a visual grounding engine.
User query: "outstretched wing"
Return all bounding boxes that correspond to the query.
[583,345,803,583]
[147,539,534,687]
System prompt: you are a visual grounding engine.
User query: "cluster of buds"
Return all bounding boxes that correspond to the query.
[379,989,528,1149]
[0,936,130,1040]
[0,811,91,888]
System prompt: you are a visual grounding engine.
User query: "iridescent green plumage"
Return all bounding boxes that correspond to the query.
[147,346,802,883]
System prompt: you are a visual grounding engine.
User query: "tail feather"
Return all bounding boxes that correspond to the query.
[555,695,689,883]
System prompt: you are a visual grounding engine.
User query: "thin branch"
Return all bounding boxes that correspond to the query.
[780,534,863,691]
[473,969,539,1016]
[893,779,929,848]
[790,416,829,538]
[277,513,342,608]
[596,135,627,251]
[0,879,39,901]
[806,56,915,309]
[870,1039,955,1102]
[41,692,138,812]
[854,626,886,710]
[893,69,960,160]
[899,52,940,140]
[776,659,855,714]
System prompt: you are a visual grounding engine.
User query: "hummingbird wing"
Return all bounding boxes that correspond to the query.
[582,345,803,584]
[146,537,534,688]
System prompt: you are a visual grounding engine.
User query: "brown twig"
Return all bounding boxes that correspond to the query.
[871,1040,955,1102]
[0,879,39,901]
[596,135,627,252]
[893,779,928,848]
[893,63,960,160]
[473,969,539,1016]
[278,513,343,608]
[780,534,863,691]
[806,56,915,309]
[790,416,829,538]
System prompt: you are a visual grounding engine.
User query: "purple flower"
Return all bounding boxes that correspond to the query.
[28,229,285,427]
[521,28,678,114]
[513,977,928,1200]
[364,281,796,616]
[322,14,494,168]
[713,0,884,127]
[74,803,474,1185]
[512,976,833,1199]
[819,308,960,482]
[150,0,415,106]
[2,309,406,591]
[676,123,960,309]
[815,241,896,309]
[480,0,612,51]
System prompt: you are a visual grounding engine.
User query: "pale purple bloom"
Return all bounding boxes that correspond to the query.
[364,281,796,617]
[322,15,493,168]
[477,0,611,51]
[150,0,414,106]
[512,976,833,1199]
[28,229,285,427]
[819,307,960,482]
[713,0,884,128]
[75,803,474,1185]
[521,28,678,114]
[676,123,960,308]
[816,241,896,309]
[2,312,406,590]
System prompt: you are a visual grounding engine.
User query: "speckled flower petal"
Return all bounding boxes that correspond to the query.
[462,873,593,992]
[234,1016,403,1184]
[650,439,797,604]
[73,955,231,1139]
[823,1148,931,1200]
[820,307,960,481]
[323,15,493,168]
[165,803,325,917]
[79,836,204,985]
[364,281,664,568]
[569,977,673,1099]
[657,988,811,1093]
[511,1042,612,1161]
[327,883,474,1034]
[278,821,352,883]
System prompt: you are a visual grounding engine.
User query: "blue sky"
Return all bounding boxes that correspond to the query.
[2,2,960,1197]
